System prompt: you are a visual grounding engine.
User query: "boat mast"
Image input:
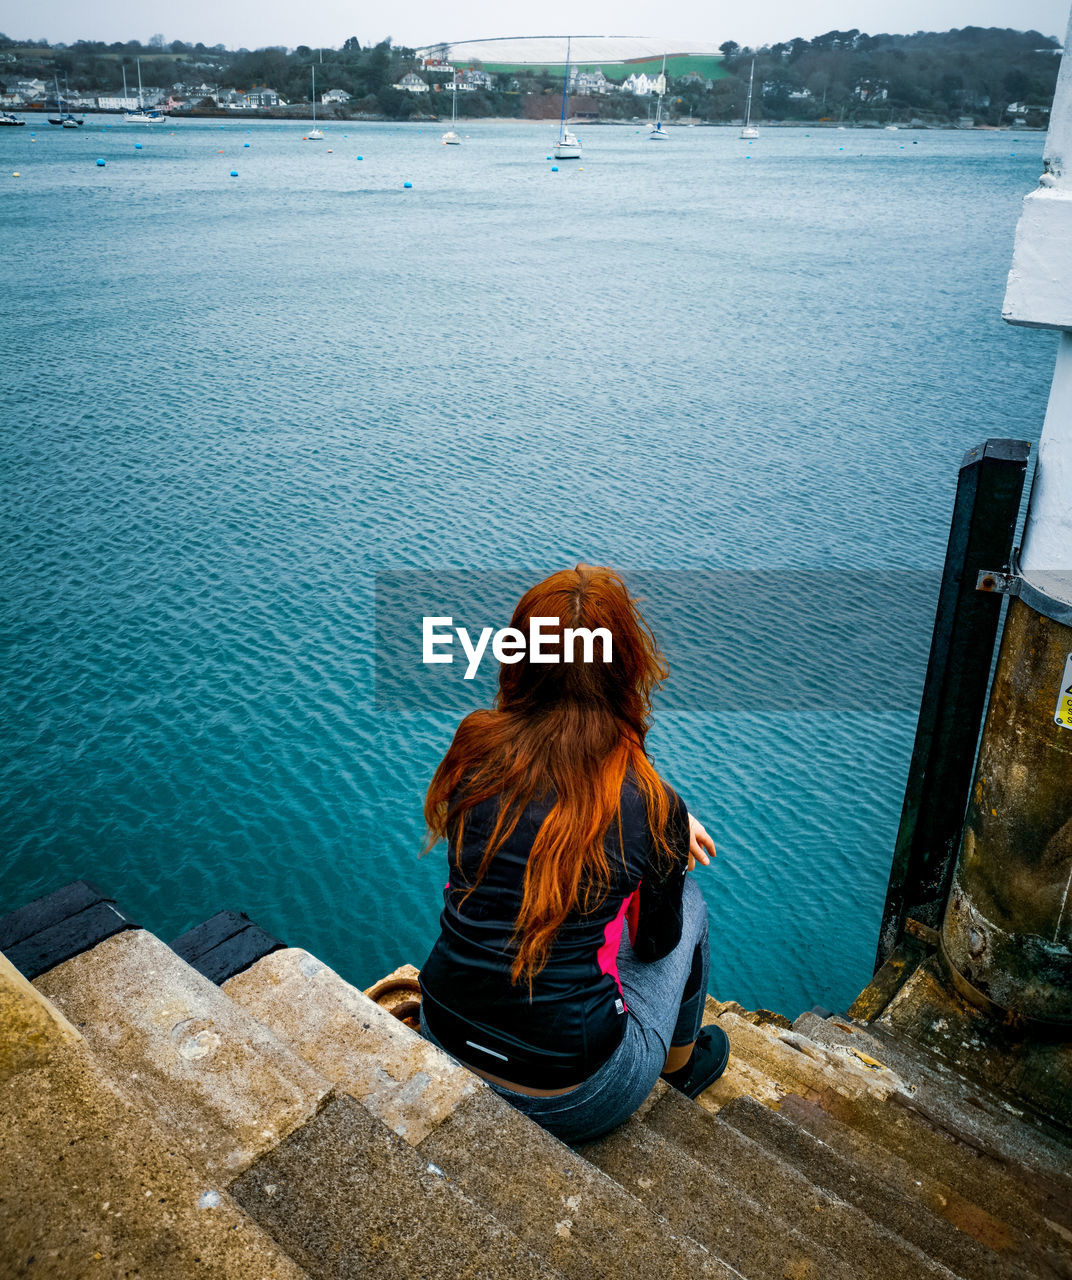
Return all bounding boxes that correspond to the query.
[558,36,571,136]
[136,57,144,110]
[744,58,754,127]
[312,65,316,126]
[655,53,666,126]
[122,65,128,103]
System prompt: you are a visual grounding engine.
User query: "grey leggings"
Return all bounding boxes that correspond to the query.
[419,875,710,1144]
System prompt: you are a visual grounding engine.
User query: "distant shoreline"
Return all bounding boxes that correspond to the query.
[5,107,1041,132]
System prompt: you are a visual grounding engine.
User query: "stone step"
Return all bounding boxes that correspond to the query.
[711,1093,1036,1280]
[34,927,333,1179]
[639,1081,978,1280]
[776,1091,1072,1280]
[0,951,310,1279]
[228,1091,567,1280]
[703,1004,1072,1276]
[796,1006,1072,1193]
[579,1103,865,1280]
[31,929,569,1280]
[700,1004,913,1112]
[874,953,1072,1134]
[223,946,737,1280]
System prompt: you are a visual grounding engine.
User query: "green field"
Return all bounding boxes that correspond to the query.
[466,54,726,82]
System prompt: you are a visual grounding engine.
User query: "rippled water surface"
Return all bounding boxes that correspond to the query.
[1,117,1057,1016]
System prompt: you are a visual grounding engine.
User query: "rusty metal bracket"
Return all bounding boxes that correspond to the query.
[976,565,1072,628]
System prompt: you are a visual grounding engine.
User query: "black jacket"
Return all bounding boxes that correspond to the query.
[419,775,690,1087]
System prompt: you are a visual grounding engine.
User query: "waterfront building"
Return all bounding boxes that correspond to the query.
[393,72,430,94]
[621,72,656,96]
[247,86,284,108]
[570,67,611,94]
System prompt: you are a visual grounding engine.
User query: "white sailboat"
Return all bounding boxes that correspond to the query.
[125,58,165,123]
[308,66,323,138]
[648,54,669,138]
[442,72,461,144]
[740,58,759,139]
[553,37,581,159]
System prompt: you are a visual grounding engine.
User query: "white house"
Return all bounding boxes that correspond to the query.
[321,89,350,104]
[97,96,141,110]
[247,87,283,107]
[393,72,429,93]
[16,78,46,98]
[621,72,656,96]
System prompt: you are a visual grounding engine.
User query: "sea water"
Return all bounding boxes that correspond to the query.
[0,118,1057,1016]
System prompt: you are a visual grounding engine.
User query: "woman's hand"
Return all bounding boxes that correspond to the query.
[687,812,716,871]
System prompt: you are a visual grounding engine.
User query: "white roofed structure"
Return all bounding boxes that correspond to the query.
[416,36,723,66]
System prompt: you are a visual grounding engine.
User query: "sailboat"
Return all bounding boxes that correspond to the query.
[441,71,461,144]
[648,54,669,138]
[125,59,165,123]
[553,36,580,159]
[740,59,759,139]
[48,75,84,127]
[307,65,323,139]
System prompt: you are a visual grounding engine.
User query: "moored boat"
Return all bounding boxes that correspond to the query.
[306,65,323,138]
[740,59,759,139]
[442,71,462,144]
[124,59,165,123]
[649,55,670,139]
[553,37,581,159]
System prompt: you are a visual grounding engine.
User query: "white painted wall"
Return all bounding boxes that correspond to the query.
[1004,5,1072,604]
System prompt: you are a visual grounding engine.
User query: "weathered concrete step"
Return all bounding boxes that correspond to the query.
[699,1003,912,1112]
[1,951,310,1279]
[229,1092,566,1280]
[796,1006,1072,1194]
[775,1091,1072,1280]
[712,1093,1037,1280]
[642,1084,996,1280]
[33,929,572,1280]
[35,928,332,1179]
[703,1003,1072,1274]
[875,954,1072,1134]
[580,1104,862,1280]
[224,946,736,1280]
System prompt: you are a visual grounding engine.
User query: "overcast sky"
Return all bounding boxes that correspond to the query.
[6,1,1069,52]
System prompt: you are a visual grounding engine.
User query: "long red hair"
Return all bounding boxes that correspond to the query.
[424,564,675,986]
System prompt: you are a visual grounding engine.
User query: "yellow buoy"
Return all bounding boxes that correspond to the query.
[12,171,19,177]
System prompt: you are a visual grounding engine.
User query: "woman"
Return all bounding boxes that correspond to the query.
[418,564,729,1144]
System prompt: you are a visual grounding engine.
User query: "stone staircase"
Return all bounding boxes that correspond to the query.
[2,884,1071,1279]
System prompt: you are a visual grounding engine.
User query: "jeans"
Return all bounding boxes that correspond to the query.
[419,875,710,1144]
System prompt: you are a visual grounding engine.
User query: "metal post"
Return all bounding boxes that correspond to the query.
[875,439,1029,970]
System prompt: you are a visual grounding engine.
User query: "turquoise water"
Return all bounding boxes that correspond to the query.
[1,117,1057,1016]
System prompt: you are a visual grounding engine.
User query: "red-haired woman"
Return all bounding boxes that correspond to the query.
[418,565,729,1143]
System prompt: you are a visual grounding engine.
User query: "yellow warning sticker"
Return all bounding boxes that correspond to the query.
[1056,653,1072,731]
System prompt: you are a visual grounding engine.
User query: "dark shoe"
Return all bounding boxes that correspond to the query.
[662,1024,730,1099]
